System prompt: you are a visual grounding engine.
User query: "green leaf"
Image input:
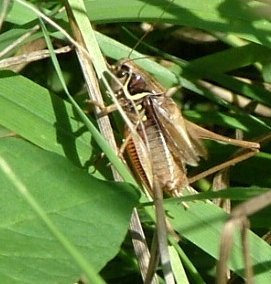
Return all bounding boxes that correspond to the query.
[6,1,38,25]
[84,0,271,48]
[184,110,271,136]
[165,200,271,284]
[187,44,271,74]
[0,71,97,172]
[166,187,271,203]
[0,137,139,284]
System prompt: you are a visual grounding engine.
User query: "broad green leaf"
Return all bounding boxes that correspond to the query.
[0,137,139,284]
[0,71,98,173]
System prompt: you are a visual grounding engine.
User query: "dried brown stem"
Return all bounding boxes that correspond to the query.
[198,79,271,117]
[0,46,72,70]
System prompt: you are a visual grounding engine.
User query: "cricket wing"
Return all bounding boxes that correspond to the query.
[152,97,207,167]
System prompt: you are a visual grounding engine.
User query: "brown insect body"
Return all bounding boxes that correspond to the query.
[111,59,259,197]
[112,60,206,196]
[128,96,188,196]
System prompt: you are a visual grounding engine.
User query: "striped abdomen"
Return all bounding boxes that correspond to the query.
[125,97,188,196]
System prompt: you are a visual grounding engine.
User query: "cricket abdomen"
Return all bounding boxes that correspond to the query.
[143,115,188,196]
[125,103,188,196]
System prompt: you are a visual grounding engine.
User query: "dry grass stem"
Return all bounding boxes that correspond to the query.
[198,79,271,117]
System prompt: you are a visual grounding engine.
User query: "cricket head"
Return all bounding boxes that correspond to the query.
[111,60,149,96]
[111,59,165,101]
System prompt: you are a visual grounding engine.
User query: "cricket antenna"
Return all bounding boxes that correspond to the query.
[127,0,174,59]
[127,24,153,59]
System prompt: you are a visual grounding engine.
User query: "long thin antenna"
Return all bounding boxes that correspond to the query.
[128,0,174,59]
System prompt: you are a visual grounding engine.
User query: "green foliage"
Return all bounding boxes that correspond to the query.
[0,138,138,283]
[1,0,271,283]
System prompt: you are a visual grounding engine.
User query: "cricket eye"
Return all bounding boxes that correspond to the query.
[128,73,147,95]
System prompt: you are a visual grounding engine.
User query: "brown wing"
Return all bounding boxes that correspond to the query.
[151,96,207,167]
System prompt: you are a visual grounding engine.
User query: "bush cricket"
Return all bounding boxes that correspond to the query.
[109,59,260,198]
